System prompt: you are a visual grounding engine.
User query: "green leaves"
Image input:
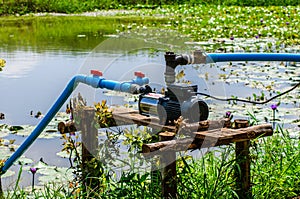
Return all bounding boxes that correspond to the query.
[0,59,5,69]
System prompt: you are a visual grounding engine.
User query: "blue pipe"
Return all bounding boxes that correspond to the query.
[206,53,300,63]
[1,74,148,174]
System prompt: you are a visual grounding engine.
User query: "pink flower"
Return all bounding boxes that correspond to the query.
[30,167,37,174]
[270,104,277,110]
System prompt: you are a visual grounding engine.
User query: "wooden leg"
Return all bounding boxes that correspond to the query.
[236,140,252,199]
[234,119,252,198]
[76,108,99,194]
[159,132,177,198]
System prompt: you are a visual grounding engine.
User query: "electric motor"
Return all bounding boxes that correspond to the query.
[138,84,209,124]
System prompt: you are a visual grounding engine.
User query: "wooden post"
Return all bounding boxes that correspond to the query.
[159,132,177,199]
[234,119,252,199]
[75,107,99,193]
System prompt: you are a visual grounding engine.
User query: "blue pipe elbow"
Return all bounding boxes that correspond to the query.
[1,74,148,174]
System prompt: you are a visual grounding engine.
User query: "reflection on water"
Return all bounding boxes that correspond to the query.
[0,50,87,125]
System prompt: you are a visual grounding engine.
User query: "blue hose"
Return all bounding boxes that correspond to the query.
[207,53,300,63]
[1,74,148,174]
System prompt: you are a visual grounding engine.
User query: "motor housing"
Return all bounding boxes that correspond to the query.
[138,84,209,124]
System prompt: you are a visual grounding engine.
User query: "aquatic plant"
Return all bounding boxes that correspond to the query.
[270,103,279,128]
[94,100,116,128]
[29,167,37,191]
[0,59,5,72]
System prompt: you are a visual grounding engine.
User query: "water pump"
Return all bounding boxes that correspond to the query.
[138,84,209,124]
[138,51,209,124]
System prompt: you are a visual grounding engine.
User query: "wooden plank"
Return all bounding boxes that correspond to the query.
[179,118,231,132]
[142,124,273,155]
[194,124,272,140]
[112,107,176,132]
[111,107,231,133]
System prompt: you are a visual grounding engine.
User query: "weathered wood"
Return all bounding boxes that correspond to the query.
[142,124,273,155]
[194,124,273,142]
[236,140,251,198]
[112,107,176,132]
[74,107,99,193]
[178,118,231,133]
[233,119,249,129]
[159,132,177,199]
[159,132,176,140]
[112,107,231,133]
[143,138,196,154]
[75,107,98,162]
[235,120,252,199]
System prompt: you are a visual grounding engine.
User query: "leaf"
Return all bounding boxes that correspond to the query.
[139,173,149,183]
[0,58,6,67]
[9,125,24,131]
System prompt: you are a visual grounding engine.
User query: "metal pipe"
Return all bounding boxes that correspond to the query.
[206,53,300,63]
[1,74,147,174]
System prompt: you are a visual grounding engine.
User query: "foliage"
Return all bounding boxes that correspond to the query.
[94,100,116,128]
[0,0,299,16]
[251,125,300,198]
[1,6,300,53]
[0,59,5,71]
[177,148,238,198]
[151,5,300,46]
[0,15,167,52]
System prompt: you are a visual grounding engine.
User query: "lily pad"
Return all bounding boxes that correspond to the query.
[38,167,75,184]
[1,170,15,178]
[17,156,34,166]
[0,146,12,158]
[56,150,75,159]
[8,126,24,131]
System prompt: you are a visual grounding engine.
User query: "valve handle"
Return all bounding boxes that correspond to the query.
[91,70,103,77]
[134,71,145,78]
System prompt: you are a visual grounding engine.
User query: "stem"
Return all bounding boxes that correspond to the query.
[272,110,276,129]
[69,149,73,168]
[32,173,35,192]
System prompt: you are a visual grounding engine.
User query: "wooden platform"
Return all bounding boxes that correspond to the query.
[112,107,274,198]
[112,107,273,154]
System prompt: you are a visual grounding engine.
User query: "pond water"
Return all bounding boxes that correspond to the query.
[0,16,300,191]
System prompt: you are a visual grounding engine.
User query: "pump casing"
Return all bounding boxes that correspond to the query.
[139,84,209,124]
